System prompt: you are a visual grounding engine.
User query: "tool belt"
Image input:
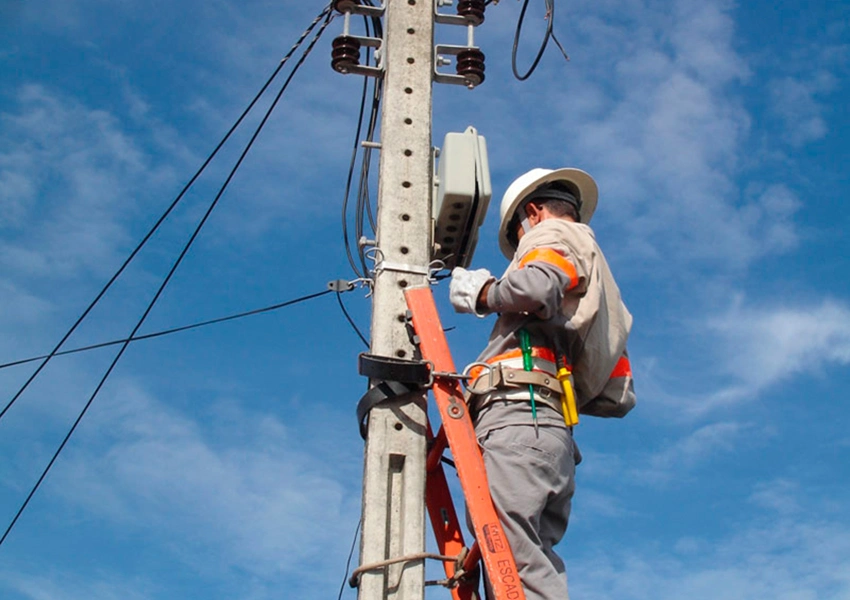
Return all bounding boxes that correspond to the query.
[466,346,579,426]
[468,347,558,380]
[468,362,563,397]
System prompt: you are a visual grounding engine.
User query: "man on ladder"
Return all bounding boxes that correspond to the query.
[449,167,637,600]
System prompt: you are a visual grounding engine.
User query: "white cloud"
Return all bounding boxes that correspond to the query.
[635,421,746,484]
[741,184,801,253]
[0,84,160,280]
[0,570,156,600]
[748,478,802,516]
[49,379,362,591]
[769,73,836,147]
[710,298,850,394]
[534,0,810,273]
[643,296,850,418]
[0,281,54,328]
[569,509,850,600]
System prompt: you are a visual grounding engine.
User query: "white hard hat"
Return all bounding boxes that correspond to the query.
[497,167,598,258]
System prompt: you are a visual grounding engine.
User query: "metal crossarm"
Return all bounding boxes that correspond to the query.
[405,286,526,600]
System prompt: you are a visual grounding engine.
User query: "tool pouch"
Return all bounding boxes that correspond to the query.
[578,350,635,418]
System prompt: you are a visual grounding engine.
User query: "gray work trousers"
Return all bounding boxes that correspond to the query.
[475,424,577,600]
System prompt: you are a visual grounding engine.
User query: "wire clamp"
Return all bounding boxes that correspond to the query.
[375,260,431,277]
[328,279,356,292]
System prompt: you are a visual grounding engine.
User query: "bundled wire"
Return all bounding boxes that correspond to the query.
[511,0,570,81]
[341,1,384,279]
[0,6,337,548]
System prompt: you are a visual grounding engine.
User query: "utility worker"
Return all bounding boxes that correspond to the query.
[449,167,635,600]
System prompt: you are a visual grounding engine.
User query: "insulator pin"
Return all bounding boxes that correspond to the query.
[332,36,362,74]
[457,0,486,22]
[456,49,485,86]
[333,0,360,14]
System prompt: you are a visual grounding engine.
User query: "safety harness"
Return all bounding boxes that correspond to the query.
[467,343,580,428]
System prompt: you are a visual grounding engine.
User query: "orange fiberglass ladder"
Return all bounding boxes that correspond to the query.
[405,285,525,600]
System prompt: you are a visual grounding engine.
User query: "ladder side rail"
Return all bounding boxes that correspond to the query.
[405,286,527,600]
[424,423,478,600]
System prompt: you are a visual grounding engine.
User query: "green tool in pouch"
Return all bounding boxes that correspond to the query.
[518,328,539,436]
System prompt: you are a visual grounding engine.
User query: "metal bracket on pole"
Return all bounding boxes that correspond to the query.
[331,2,386,77]
[333,0,386,18]
[374,260,432,277]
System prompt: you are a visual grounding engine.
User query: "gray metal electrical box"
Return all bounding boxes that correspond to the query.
[432,126,492,269]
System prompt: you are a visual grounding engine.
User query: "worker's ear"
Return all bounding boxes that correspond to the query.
[525,202,544,225]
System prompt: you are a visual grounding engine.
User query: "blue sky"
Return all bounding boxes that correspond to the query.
[1,0,849,598]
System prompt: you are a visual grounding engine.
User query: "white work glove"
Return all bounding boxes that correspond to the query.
[449,267,494,315]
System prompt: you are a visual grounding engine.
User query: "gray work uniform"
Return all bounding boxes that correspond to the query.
[470,218,624,600]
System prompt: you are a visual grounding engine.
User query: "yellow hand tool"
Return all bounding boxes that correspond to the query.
[556,360,579,427]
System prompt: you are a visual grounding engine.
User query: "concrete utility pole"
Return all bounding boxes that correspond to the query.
[358,1,434,599]
[330,1,487,598]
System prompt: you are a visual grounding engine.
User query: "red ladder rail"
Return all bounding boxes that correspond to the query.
[425,422,479,600]
[405,286,526,600]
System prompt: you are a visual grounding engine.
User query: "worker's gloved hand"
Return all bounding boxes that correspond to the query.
[449,267,494,315]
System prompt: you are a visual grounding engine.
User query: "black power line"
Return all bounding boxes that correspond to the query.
[0,289,336,370]
[0,8,337,549]
[511,0,569,81]
[336,290,369,347]
[0,4,335,426]
[337,519,362,600]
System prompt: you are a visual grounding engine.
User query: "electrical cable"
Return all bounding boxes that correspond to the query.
[0,9,336,549]
[340,11,373,278]
[0,4,334,426]
[341,5,384,280]
[341,75,371,279]
[511,0,557,81]
[358,79,381,234]
[0,289,335,370]
[352,76,382,278]
[336,519,362,600]
[336,291,369,348]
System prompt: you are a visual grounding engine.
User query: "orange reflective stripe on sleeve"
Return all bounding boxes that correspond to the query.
[609,356,632,379]
[519,248,578,289]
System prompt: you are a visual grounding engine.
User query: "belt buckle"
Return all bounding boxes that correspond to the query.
[463,361,497,394]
